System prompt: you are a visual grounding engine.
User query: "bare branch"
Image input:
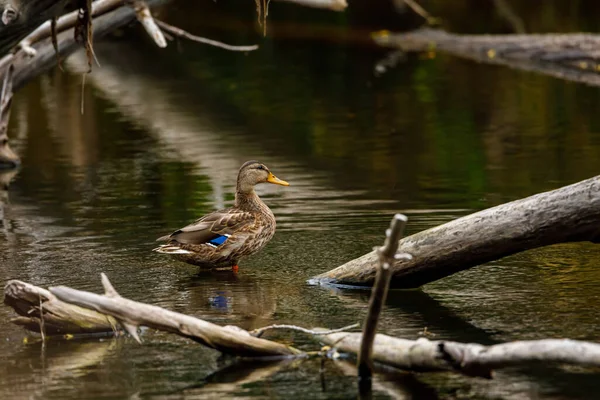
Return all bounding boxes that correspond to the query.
[251,323,359,338]
[276,0,347,11]
[130,0,166,48]
[155,20,259,52]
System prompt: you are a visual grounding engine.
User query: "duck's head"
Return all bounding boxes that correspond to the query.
[237,160,289,193]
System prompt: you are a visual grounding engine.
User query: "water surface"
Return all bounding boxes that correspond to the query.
[1,1,599,399]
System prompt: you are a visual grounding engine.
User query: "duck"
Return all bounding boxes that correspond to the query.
[153,160,289,270]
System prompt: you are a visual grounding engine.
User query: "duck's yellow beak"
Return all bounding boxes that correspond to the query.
[267,172,290,186]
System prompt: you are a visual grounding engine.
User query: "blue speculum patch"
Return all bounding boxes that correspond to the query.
[208,235,228,246]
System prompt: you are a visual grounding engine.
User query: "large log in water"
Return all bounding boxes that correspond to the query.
[374,28,600,88]
[320,332,600,378]
[311,176,600,288]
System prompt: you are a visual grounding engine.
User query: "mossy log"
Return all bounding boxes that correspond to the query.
[374,28,600,88]
[311,176,600,288]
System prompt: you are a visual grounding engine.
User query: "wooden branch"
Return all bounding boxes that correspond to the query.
[155,20,259,52]
[0,0,72,57]
[3,280,118,335]
[373,29,600,88]
[48,273,300,357]
[311,176,600,288]
[357,214,409,384]
[2,0,161,92]
[275,0,348,11]
[130,0,166,48]
[0,64,19,167]
[322,332,600,378]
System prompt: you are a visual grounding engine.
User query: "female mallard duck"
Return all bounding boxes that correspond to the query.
[153,160,289,269]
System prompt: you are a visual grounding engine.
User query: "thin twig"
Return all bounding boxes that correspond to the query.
[155,20,259,52]
[251,323,359,338]
[357,214,410,388]
[39,294,46,341]
[402,0,438,25]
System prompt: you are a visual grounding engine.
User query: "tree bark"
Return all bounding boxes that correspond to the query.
[4,279,118,334]
[321,332,600,378]
[311,176,600,288]
[374,28,600,88]
[0,0,71,57]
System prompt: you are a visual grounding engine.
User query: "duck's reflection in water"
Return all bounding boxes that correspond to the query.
[177,269,278,330]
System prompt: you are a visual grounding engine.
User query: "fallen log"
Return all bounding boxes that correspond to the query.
[49,273,300,357]
[321,332,600,378]
[0,0,71,56]
[374,28,600,88]
[3,279,118,335]
[5,276,600,380]
[311,175,600,288]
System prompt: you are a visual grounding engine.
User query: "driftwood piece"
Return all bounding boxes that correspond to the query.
[374,29,600,88]
[3,280,118,334]
[322,332,600,378]
[49,273,300,357]
[311,176,600,288]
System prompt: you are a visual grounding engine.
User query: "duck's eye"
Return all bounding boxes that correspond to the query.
[257,165,265,170]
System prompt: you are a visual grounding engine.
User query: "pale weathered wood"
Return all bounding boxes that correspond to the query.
[311,176,600,288]
[322,332,600,378]
[4,280,118,334]
[49,273,300,357]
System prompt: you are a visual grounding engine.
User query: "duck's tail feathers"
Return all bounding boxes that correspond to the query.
[153,245,193,254]
[156,235,171,242]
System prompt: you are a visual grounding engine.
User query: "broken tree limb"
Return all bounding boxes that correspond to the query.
[3,280,118,335]
[321,332,600,378]
[130,0,166,48]
[311,175,600,288]
[358,214,410,384]
[49,273,300,357]
[373,29,600,88]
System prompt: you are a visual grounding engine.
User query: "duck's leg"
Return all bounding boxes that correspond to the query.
[232,265,239,273]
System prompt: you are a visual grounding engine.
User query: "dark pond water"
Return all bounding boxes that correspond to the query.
[1,1,600,399]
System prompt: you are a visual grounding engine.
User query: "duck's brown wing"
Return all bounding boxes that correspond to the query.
[156,209,255,245]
